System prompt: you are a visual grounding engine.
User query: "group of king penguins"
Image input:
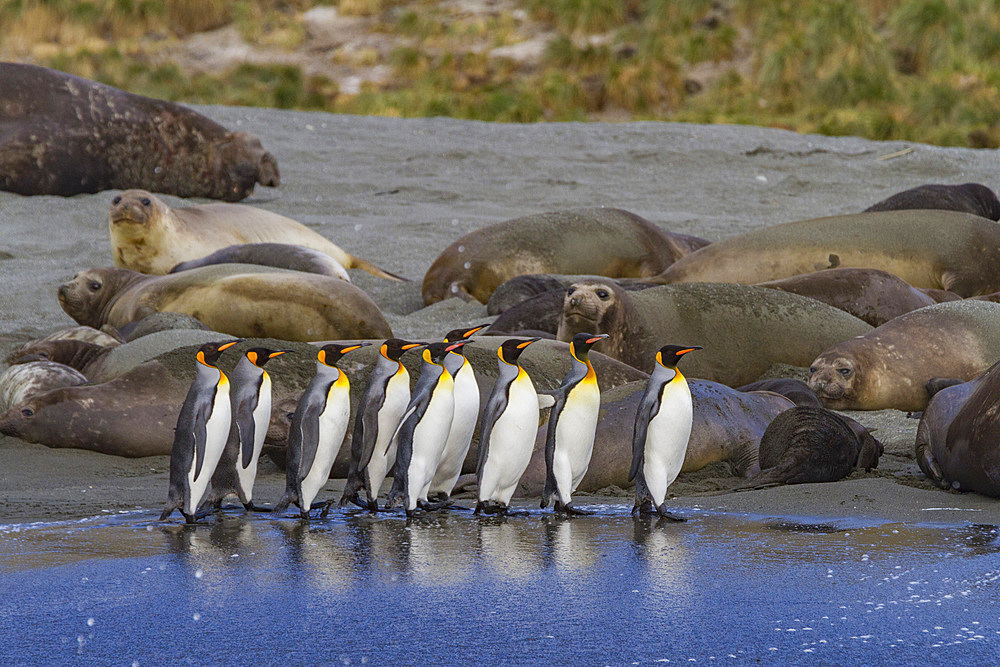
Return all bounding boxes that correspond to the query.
[160,327,701,524]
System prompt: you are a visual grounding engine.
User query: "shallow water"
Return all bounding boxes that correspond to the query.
[1,507,998,663]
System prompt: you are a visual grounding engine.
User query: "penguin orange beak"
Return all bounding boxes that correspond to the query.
[585,334,609,345]
[402,343,424,351]
[516,338,540,350]
[341,342,372,354]
[218,340,241,352]
[462,325,488,338]
[676,346,702,356]
[269,350,294,358]
[446,341,467,352]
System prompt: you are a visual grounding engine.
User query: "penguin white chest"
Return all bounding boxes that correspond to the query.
[237,374,272,497]
[377,372,411,448]
[643,382,693,504]
[554,381,601,474]
[410,384,455,469]
[481,375,538,503]
[300,383,352,508]
[186,382,232,514]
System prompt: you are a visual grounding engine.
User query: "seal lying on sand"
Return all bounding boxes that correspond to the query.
[169,244,353,280]
[555,279,872,384]
[58,265,392,342]
[109,190,402,280]
[652,210,1000,297]
[736,379,822,408]
[0,63,278,201]
[865,183,1000,221]
[808,300,1000,411]
[0,361,88,411]
[422,208,709,304]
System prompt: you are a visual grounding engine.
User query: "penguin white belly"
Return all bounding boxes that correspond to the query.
[430,365,480,495]
[185,386,232,515]
[237,375,272,501]
[643,388,693,506]
[553,383,601,501]
[300,392,351,509]
[406,392,455,508]
[365,374,410,496]
[481,382,538,505]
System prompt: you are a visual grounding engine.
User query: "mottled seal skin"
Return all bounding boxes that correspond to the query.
[865,183,1000,221]
[736,378,822,408]
[57,265,392,342]
[5,339,110,379]
[0,63,278,201]
[737,407,883,489]
[0,361,88,411]
[915,361,1000,496]
[653,210,1000,297]
[555,279,872,385]
[516,379,795,495]
[25,325,123,348]
[109,190,402,280]
[756,268,939,327]
[422,208,710,304]
[808,300,1000,411]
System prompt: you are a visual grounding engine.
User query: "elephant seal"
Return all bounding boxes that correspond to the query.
[109,190,402,280]
[555,279,872,384]
[865,183,1000,221]
[915,361,1000,497]
[169,243,353,280]
[116,312,209,341]
[57,265,392,342]
[653,210,1000,297]
[736,407,883,489]
[0,63,278,201]
[756,268,939,327]
[808,300,1000,411]
[0,361,88,411]
[422,208,710,304]
[736,379,822,408]
[6,339,110,379]
[22,325,122,348]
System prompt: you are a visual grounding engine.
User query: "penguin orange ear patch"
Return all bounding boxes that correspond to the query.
[317,349,327,365]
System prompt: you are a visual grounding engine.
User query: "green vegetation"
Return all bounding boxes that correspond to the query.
[3,0,1000,147]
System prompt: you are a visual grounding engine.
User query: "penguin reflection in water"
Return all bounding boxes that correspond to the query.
[476,338,542,516]
[207,347,291,512]
[541,332,609,515]
[629,344,701,521]
[385,341,467,517]
[161,340,241,523]
[272,342,370,520]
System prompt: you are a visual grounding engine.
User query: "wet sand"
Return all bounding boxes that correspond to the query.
[3,107,1000,523]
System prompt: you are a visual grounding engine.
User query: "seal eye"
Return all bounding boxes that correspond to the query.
[21,407,34,418]
[88,281,101,291]
[140,197,151,206]
[838,368,852,377]
[112,195,121,205]
[596,289,609,299]
[809,366,817,374]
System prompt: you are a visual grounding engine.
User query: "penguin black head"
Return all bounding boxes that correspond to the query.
[570,332,609,360]
[245,347,293,367]
[197,340,241,367]
[318,342,371,366]
[423,341,465,365]
[656,344,702,368]
[498,338,539,365]
[443,324,488,343]
[380,338,424,362]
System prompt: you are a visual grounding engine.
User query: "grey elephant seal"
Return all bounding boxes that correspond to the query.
[736,407,883,489]
[116,312,209,341]
[0,63,278,201]
[808,300,1000,411]
[0,361,88,411]
[756,268,939,327]
[169,243,354,280]
[555,279,872,384]
[109,190,402,280]
[6,339,110,379]
[422,208,710,304]
[57,265,392,342]
[865,182,1000,221]
[915,361,1000,497]
[653,210,1000,297]
[736,379,822,408]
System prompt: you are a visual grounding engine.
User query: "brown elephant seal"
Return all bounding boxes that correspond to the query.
[652,210,1000,297]
[0,361,88,411]
[422,208,710,304]
[865,182,1000,221]
[117,312,210,341]
[169,243,355,280]
[486,273,651,315]
[515,379,795,495]
[735,407,883,489]
[109,190,402,280]
[6,339,110,379]
[57,265,392,342]
[736,378,822,408]
[915,361,1000,496]
[0,63,278,201]
[756,268,939,327]
[555,279,872,384]
[808,300,1000,411]
[22,325,123,348]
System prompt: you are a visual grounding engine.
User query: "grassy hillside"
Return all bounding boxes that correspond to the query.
[3,0,1000,147]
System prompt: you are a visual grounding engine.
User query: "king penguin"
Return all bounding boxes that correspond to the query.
[475,338,541,516]
[385,341,466,517]
[428,324,489,503]
[207,346,291,511]
[160,339,241,523]
[540,332,609,515]
[339,338,424,512]
[628,344,701,520]
[272,342,369,520]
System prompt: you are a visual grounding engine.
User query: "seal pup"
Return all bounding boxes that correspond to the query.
[340,339,425,512]
[865,183,1000,221]
[0,361,88,411]
[160,340,240,524]
[109,190,403,280]
[629,345,701,520]
[273,343,369,520]
[476,338,542,516]
[422,208,709,304]
[540,333,609,515]
[0,63,278,201]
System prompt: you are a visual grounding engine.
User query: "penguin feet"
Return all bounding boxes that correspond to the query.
[244,502,273,513]
[655,504,686,522]
[559,502,594,516]
[418,498,452,512]
[632,499,656,516]
[474,500,508,516]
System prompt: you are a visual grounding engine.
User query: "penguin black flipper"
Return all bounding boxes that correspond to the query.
[385,401,426,509]
[234,393,259,470]
[476,388,510,484]
[184,390,215,482]
[628,383,662,484]
[541,390,569,507]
